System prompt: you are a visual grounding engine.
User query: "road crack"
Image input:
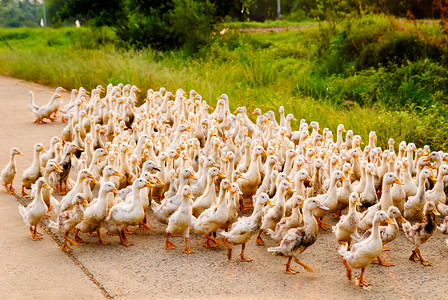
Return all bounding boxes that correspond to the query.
[13,192,114,299]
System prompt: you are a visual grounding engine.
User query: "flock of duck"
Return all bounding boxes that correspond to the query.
[1,84,448,288]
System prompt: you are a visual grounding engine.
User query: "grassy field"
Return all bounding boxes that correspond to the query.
[0,15,447,150]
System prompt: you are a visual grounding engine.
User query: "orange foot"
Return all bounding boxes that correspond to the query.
[354,277,371,287]
[239,255,253,262]
[165,240,175,250]
[183,247,195,254]
[61,243,72,252]
[139,223,152,230]
[284,265,298,275]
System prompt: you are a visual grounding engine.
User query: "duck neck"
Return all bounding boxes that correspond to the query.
[246,153,261,177]
[337,130,343,145]
[371,219,381,240]
[251,202,265,224]
[303,208,318,236]
[380,182,393,208]
[7,152,16,170]
[72,203,85,221]
[227,159,235,181]
[202,174,215,195]
[433,172,445,193]
[294,178,305,198]
[32,148,41,170]
[328,176,339,195]
[36,184,46,208]
[406,151,414,169]
[365,173,375,189]
[416,177,427,197]
[119,150,130,171]
[43,167,54,183]
[131,185,142,208]
[216,187,228,209]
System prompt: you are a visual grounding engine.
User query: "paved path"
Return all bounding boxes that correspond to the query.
[1,75,448,299]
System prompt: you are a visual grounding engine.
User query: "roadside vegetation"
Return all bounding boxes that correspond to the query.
[0,11,447,150]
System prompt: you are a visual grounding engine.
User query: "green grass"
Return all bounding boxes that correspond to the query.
[224,20,314,29]
[0,15,447,151]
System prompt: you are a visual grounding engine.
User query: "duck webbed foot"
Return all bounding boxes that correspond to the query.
[354,268,371,287]
[74,229,84,243]
[21,185,28,196]
[284,257,298,274]
[317,218,331,230]
[414,248,431,266]
[294,258,315,272]
[372,256,394,267]
[61,241,72,252]
[205,234,223,248]
[97,230,110,245]
[165,233,175,249]
[409,250,419,261]
[183,238,195,254]
[139,215,152,230]
[255,230,265,246]
[125,228,136,235]
[239,199,251,213]
[119,231,134,246]
[30,226,42,240]
[239,244,253,262]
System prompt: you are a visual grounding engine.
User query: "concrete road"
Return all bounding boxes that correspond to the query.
[1,75,448,299]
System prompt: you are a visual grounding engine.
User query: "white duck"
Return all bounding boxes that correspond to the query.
[404,169,432,221]
[28,91,62,123]
[221,193,273,262]
[191,167,223,217]
[257,180,294,245]
[1,147,22,193]
[426,165,448,215]
[165,185,196,254]
[18,178,50,240]
[220,181,244,231]
[30,160,63,212]
[333,192,361,247]
[339,210,392,287]
[193,179,233,247]
[267,195,303,243]
[40,137,60,168]
[104,178,153,246]
[75,182,118,245]
[21,143,46,196]
[358,173,401,231]
[313,170,346,229]
[59,169,98,213]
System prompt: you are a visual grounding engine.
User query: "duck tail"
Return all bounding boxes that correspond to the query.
[338,243,350,257]
[50,196,61,213]
[267,245,282,255]
[150,199,160,211]
[28,91,39,113]
[18,205,27,222]
[47,219,58,230]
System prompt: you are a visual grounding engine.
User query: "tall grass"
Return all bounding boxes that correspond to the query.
[0,17,447,151]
